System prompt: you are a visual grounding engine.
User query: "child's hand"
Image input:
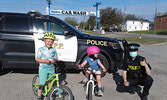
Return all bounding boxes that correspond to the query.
[44,60,51,64]
[50,59,55,64]
[78,65,81,68]
[103,68,107,72]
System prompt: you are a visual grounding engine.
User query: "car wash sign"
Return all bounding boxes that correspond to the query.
[50,10,96,16]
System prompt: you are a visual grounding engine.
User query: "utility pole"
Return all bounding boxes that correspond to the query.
[123,6,127,31]
[154,0,157,35]
[83,5,86,32]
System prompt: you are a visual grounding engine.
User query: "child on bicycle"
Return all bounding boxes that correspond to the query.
[78,46,107,96]
[36,32,58,100]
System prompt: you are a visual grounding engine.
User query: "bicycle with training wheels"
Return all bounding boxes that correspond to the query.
[32,66,74,100]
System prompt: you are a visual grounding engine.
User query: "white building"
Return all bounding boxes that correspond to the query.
[122,20,150,32]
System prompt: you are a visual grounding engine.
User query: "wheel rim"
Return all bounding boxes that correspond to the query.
[50,87,71,100]
[32,75,39,96]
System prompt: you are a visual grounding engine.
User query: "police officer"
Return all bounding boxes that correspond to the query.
[122,43,153,100]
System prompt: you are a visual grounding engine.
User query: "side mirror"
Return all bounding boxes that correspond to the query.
[64,31,74,36]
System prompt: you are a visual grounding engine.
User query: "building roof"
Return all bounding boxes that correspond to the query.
[156,14,167,18]
[126,19,150,22]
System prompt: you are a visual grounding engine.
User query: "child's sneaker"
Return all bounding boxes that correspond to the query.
[80,78,88,84]
[37,96,43,100]
[97,90,103,96]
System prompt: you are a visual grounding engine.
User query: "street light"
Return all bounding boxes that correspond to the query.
[93,2,101,35]
[46,0,52,16]
[46,0,52,32]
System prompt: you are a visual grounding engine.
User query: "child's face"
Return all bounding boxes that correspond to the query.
[44,39,54,48]
[94,53,98,58]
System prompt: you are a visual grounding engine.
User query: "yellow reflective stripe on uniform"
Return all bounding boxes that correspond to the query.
[128,65,141,70]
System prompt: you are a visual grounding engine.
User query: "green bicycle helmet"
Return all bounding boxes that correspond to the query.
[43,32,55,41]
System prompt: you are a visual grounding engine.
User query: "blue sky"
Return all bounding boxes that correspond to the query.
[0,0,167,22]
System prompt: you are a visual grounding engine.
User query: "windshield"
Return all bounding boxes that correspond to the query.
[49,15,84,35]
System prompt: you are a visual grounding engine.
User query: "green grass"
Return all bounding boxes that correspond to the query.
[83,30,166,44]
[116,37,165,44]
[83,31,101,36]
[129,30,167,35]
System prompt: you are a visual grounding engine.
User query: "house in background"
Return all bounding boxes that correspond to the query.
[122,20,150,32]
[155,15,167,30]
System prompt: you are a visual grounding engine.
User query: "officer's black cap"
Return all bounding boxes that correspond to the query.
[128,43,140,51]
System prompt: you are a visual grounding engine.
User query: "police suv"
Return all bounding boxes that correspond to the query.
[0,11,125,72]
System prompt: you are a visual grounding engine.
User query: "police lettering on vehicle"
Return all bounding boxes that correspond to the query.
[53,38,64,49]
[54,43,64,49]
[87,39,107,46]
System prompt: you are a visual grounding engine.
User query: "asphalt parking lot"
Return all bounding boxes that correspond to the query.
[0,39,167,100]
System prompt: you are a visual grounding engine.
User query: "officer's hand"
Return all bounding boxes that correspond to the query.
[140,59,147,67]
[124,81,130,86]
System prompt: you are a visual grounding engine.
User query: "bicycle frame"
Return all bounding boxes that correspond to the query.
[86,70,96,96]
[34,73,62,98]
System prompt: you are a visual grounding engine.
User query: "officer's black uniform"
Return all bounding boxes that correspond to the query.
[122,43,153,100]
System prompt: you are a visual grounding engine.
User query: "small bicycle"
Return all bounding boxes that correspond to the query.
[32,66,74,100]
[84,69,104,100]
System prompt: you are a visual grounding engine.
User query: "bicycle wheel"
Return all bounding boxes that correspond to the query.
[87,83,93,100]
[47,85,74,100]
[32,75,39,96]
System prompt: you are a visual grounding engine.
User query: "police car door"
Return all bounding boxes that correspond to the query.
[33,19,78,62]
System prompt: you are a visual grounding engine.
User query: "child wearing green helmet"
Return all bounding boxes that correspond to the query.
[36,32,58,100]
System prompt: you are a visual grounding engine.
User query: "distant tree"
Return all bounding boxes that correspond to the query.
[116,8,124,25]
[100,7,123,31]
[125,14,138,20]
[79,21,85,30]
[85,16,96,30]
[64,17,78,27]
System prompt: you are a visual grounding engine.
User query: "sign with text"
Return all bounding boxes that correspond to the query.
[50,10,96,16]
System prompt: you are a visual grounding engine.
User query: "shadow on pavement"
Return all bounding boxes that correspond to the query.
[112,72,142,97]
[0,69,38,76]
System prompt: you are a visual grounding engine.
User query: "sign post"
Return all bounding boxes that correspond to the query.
[46,2,99,35]
[93,2,101,36]
[46,0,51,32]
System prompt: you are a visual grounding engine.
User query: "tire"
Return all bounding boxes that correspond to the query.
[87,82,93,100]
[47,85,74,100]
[0,64,3,73]
[98,53,109,77]
[32,75,39,96]
[82,53,109,77]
